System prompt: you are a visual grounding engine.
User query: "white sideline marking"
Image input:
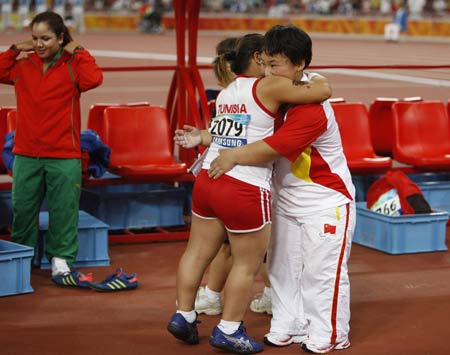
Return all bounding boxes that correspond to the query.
[2,46,449,87]
[320,68,450,88]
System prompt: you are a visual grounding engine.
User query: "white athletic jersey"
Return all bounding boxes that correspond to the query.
[266,100,355,217]
[202,76,276,190]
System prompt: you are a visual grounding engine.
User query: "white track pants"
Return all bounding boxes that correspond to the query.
[268,202,355,344]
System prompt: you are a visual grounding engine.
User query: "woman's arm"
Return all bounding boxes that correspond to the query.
[174,125,212,148]
[0,42,32,84]
[257,73,331,111]
[68,41,103,92]
[208,140,279,179]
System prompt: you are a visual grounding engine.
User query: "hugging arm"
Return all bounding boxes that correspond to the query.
[208,104,328,179]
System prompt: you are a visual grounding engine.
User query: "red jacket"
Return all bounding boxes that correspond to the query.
[0,46,103,158]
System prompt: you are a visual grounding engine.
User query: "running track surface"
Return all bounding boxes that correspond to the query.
[1,30,449,129]
[1,30,450,355]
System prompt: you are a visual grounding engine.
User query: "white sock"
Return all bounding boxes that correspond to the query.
[218,320,241,335]
[263,286,271,300]
[176,310,196,323]
[51,257,70,276]
[205,285,221,301]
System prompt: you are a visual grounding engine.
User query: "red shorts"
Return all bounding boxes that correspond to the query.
[192,170,272,233]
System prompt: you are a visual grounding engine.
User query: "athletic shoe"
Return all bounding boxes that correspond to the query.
[89,268,138,292]
[51,270,93,289]
[301,338,351,353]
[249,292,272,315]
[167,312,200,345]
[195,286,222,315]
[209,322,263,354]
[264,332,308,347]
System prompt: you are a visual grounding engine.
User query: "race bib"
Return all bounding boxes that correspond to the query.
[370,188,403,216]
[209,114,250,148]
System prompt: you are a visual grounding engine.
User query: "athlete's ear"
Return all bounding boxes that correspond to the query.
[295,59,306,72]
[255,52,264,65]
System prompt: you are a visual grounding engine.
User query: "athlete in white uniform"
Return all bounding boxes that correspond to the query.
[168,33,332,355]
[202,75,275,192]
[208,25,355,354]
[266,100,355,353]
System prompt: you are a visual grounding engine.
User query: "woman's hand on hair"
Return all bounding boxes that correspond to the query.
[15,40,34,52]
[63,41,82,54]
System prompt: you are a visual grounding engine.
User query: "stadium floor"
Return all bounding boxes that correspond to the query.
[1,229,450,355]
[1,30,450,355]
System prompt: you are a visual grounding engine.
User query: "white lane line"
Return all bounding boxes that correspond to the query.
[320,68,450,87]
[91,49,213,64]
[2,46,448,87]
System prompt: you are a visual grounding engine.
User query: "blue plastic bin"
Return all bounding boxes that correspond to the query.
[354,202,449,254]
[417,181,450,216]
[79,183,186,230]
[351,172,450,203]
[0,239,34,297]
[0,190,12,227]
[38,210,110,269]
[0,191,48,227]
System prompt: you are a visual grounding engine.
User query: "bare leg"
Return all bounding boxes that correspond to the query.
[176,215,226,311]
[207,242,232,292]
[260,260,271,287]
[221,225,271,321]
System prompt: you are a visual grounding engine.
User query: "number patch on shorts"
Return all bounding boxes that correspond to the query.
[209,114,250,148]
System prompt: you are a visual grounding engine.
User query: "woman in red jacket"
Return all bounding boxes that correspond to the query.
[0,11,103,287]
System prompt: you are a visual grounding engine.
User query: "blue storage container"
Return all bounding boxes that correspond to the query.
[354,202,448,254]
[417,181,450,216]
[0,191,48,227]
[0,239,34,297]
[351,172,450,203]
[79,183,186,230]
[409,172,450,184]
[0,190,12,227]
[351,175,379,202]
[38,210,110,269]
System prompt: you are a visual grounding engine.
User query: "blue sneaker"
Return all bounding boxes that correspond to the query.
[51,270,93,289]
[209,322,263,354]
[167,313,200,345]
[89,268,138,292]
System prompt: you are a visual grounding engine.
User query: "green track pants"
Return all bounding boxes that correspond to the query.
[11,155,81,265]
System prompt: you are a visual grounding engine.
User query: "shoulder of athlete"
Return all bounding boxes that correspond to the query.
[254,75,290,110]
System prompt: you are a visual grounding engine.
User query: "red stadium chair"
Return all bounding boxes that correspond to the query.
[87,103,119,139]
[369,97,422,157]
[368,97,399,156]
[328,97,346,104]
[0,107,16,173]
[447,100,450,119]
[6,109,17,132]
[102,106,187,179]
[331,102,392,175]
[87,102,150,140]
[391,101,450,170]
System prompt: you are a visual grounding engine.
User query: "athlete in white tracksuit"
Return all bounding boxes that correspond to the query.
[265,98,355,351]
[210,83,356,352]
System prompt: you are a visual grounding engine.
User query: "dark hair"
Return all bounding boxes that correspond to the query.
[263,25,312,69]
[30,11,73,47]
[225,33,263,75]
[215,37,240,56]
[213,37,240,87]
